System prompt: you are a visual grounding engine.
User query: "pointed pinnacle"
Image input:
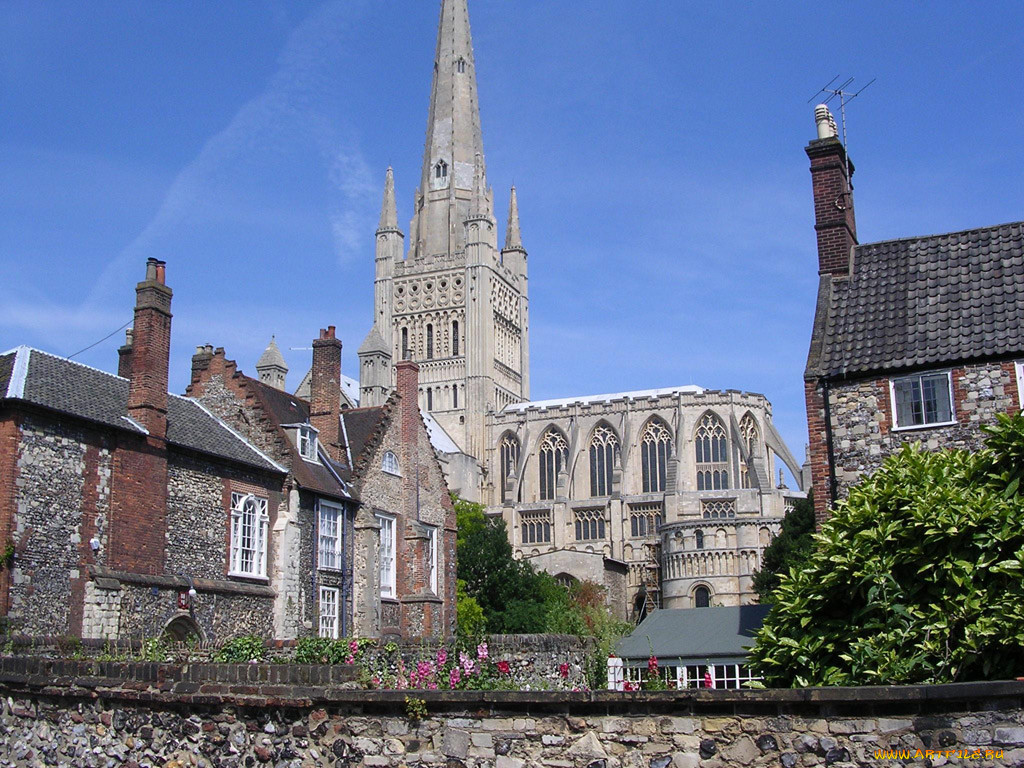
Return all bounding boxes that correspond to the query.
[470,154,488,217]
[504,186,523,251]
[378,167,398,230]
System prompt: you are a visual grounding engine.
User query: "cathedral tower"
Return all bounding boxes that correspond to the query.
[359,0,530,460]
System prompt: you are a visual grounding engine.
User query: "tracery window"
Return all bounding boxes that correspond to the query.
[629,503,662,538]
[589,425,619,497]
[640,419,672,493]
[695,413,729,490]
[701,498,736,519]
[521,510,551,545]
[538,429,567,501]
[500,433,521,503]
[574,508,605,541]
[739,413,759,489]
[434,160,448,180]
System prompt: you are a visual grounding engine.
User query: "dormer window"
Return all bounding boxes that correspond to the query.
[382,450,401,476]
[298,425,317,461]
[434,160,448,180]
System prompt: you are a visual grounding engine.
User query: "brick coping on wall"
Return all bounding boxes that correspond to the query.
[1,657,1022,716]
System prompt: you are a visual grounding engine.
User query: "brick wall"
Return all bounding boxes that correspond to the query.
[0,415,21,616]
[806,137,856,277]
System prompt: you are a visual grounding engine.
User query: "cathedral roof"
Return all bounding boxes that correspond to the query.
[256,336,287,370]
[502,385,705,413]
[809,221,1024,379]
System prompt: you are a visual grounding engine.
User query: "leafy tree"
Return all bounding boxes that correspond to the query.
[752,492,815,602]
[749,414,1024,686]
[455,579,486,637]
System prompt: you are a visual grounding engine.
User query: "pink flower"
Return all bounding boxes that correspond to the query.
[459,651,475,675]
[345,654,355,665]
[449,666,461,689]
[428,682,438,690]
[559,663,569,679]
[497,660,511,675]
[371,675,380,688]
[409,671,419,687]
[417,661,432,678]
[349,639,359,654]
[437,648,447,666]
[477,642,489,660]
[648,655,659,673]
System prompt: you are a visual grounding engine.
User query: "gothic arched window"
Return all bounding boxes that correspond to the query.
[426,324,434,359]
[452,320,459,356]
[695,413,729,490]
[695,529,704,549]
[500,433,520,503]
[589,425,619,497]
[538,429,567,502]
[453,384,458,409]
[434,160,448,180]
[694,586,711,608]
[739,413,759,489]
[640,419,672,493]
[401,327,409,360]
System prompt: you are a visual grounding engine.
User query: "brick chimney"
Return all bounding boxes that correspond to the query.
[117,328,133,378]
[807,105,857,277]
[188,344,215,391]
[127,258,172,438]
[309,326,342,462]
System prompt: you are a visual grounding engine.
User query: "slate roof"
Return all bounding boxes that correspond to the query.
[242,378,353,499]
[813,221,1024,378]
[0,347,284,474]
[615,605,770,665]
[340,405,389,475]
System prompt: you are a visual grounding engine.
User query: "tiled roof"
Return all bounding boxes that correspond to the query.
[815,221,1024,378]
[0,353,14,397]
[0,347,283,474]
[615,605,770,665]
[341,405,389,475]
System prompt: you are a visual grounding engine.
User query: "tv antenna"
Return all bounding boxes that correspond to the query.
[807,76,875,178]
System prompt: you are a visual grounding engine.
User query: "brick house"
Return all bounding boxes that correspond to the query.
[187,333,457,640]
[804,105,1024,524]
[0,259,287,643]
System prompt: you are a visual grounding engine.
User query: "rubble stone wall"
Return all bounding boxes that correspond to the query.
[0,659,1022,768]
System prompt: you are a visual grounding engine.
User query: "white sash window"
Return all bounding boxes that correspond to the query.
[230,493,269,578]
[378,514,396,598]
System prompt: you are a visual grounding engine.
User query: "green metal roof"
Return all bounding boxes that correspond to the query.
[615,605,770,666]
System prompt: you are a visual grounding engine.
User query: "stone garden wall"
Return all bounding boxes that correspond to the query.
[0,657,1022,767]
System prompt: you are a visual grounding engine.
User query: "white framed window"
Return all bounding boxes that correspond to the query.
[891,371,955,429]
[382,450,401,475]
[319,586,339,639]
[426,525,438,594]
[318,500,343,571]
[230,492,269,578]
[377,514,396,598]
[297,425,317,461]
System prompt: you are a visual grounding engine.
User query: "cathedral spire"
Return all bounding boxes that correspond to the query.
[421,0,484,194]
[504,186,523,251]
[378,166,398,231]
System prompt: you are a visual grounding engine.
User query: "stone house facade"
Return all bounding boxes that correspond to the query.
[0,260,287,643]
[804,104,1024,523]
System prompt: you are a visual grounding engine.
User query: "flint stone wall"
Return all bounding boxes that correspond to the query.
[0,658,1023,768]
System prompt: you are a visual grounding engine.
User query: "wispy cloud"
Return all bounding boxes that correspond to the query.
[85,0,373,308]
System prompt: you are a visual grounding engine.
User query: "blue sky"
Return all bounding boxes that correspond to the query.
[2,1,1023,474]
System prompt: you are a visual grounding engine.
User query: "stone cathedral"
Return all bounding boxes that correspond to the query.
[353,0,807,619]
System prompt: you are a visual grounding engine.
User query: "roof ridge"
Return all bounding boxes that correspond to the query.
[857,220,1024,250]
[7,347,31,399]
[15,345,129,382]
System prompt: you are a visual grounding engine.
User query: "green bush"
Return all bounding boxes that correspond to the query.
[752,492,815,602]
[456,579,486,637]
[214,634,266,663]
[749,413,1024,686]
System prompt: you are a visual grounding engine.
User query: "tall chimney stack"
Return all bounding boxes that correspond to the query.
[309,326,342,462]
[117,328,134,379]
[396,357,421,522]
[127,258,172,438]
[807,104,857,277]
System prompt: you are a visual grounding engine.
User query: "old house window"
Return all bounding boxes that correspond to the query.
[500,433,521,502]
[318,500,344,570]
[641,419,672,493]
[378,514,396,598]
[297,425,317,461]
[230,493,269,578]
[589,425,619,497]
[452,321,459,356]
[426,324,434,359]
[319,586,339,639]
[695,413,729,490]
[694,586,711,608]
[382,450,401,475]
[538,429,568,501]
[575,508,605,541]
[892,371,954,428]
[426,525,438,593]
[521,510,552,544]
